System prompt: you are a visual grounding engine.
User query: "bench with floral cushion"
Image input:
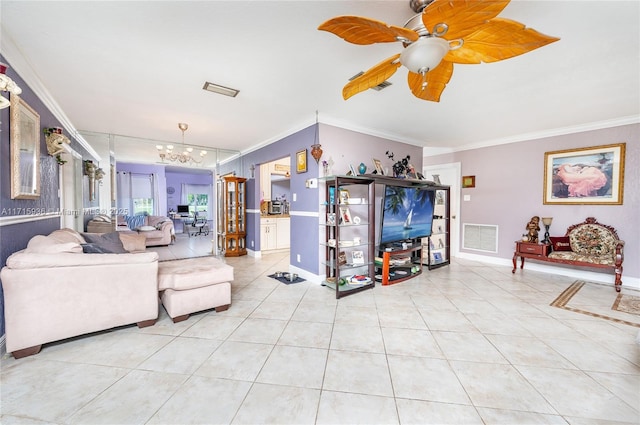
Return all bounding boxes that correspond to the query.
[543,217,624,291]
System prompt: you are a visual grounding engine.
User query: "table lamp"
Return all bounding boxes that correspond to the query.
[541,217,553,244]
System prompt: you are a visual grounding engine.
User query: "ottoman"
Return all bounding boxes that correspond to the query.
[158,256,233,323]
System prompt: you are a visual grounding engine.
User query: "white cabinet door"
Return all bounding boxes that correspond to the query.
[276,217,290,249]
[261,222,277,250]
[260,164,271,202]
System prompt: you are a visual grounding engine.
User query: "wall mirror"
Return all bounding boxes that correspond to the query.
[10,93,41,199]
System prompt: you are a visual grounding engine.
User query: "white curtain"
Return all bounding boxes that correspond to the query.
[118,172,156,215]
[116,171,131,215]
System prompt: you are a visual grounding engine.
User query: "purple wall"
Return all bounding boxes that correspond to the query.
[424,123,639,280]
[0,56,99,337]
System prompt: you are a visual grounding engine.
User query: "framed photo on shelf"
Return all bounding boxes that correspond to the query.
[372,158,384,175]
[338,251,347,265]
[543,143,625,205]
[339,206,352,224]
[351,250,364,264]
[296,149,307,173]
[348,164,357,176]
[433,252,443,262]
[339,189,349,204]
[327,213,336,226]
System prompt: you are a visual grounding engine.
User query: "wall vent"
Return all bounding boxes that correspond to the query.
[463,223,498,253]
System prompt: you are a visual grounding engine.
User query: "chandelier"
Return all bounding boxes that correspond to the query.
[0,62,22,109]
[157,123,207,164]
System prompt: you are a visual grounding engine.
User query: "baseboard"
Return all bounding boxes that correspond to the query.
[457,252,640,291]
[289,265,321,284]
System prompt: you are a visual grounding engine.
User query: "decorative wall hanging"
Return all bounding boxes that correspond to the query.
[44,127,70,165]
[296,149,307,173]
[543,143,625,205]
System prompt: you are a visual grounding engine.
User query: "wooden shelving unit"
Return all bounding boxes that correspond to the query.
[217,176,247,257]
[375,242,422,285]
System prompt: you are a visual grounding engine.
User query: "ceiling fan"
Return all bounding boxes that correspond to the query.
[318,0,559,102]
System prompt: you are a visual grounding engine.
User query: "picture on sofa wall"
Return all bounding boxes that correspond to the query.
[543,143,625,205]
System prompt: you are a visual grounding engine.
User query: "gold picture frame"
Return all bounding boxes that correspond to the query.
[372,158,384,175]
[296,149,307,173]
[543,143,625,205]
[10,93,41,199]
[462,175,475,188]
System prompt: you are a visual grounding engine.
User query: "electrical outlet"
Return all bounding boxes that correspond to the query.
[297,254,301,263]
[251,240,254,247]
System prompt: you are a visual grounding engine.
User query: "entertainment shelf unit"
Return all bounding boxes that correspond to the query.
[423,185,450,269]
[321,176,375,299]
[375,241,423,285]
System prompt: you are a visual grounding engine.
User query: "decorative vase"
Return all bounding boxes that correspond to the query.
[358,162,366,175]
[311,144,323,163]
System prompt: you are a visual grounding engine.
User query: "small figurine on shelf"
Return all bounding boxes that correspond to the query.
[524,216,541,243]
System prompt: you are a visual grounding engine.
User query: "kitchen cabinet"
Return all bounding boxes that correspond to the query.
[260,217,289,251]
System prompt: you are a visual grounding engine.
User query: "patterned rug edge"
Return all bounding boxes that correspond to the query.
[550,280,640,328]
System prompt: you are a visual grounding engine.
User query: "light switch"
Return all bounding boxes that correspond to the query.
[293,193,297,202]
[464,195,471,201]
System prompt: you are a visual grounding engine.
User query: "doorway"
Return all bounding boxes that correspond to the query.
[423,162,461,257]
[59,149,84,231]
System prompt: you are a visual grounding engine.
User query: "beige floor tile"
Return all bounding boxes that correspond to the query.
[323,350,393,397]
[485,333,577,369]
[68,369,188,424]
[256,345,328,389]
[377,307,428,329]
[249,300,299,320]
[381,327,444,358]
[138,336,221,375]
[181,315,245,340]
[232,383,320,424]
[451,361,556,414]
[476,407,568,424]
[543,338,640,374]
[330,324,385,353]
[291,301,337,323]
[195,340,273,381]
[1,359,128,423]
[316,391,399,424]
[148,375,252,424]
[517,365,640,422]
[388,355,471,405]
[419,310,478,332]
[432,331,508,364]
[227,317,288,344]
[277,320,333,349]
[396,399,484,425]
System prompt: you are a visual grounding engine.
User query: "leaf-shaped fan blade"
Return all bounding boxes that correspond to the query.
[445,18,560,64]
[422,0,510,40]
[318,16,418,45]
[407,60,454,102]
[343,54,402,100]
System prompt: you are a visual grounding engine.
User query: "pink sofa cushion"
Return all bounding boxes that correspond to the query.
[158,257,234,291]
[25,235,82,254]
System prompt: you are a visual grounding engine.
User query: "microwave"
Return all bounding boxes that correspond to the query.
[269,201,282,215]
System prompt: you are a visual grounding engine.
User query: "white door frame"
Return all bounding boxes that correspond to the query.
[423,162,461,257]
[59,147,83,231]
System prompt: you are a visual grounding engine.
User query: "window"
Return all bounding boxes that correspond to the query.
[187,193,208,215]
[131,173,154,215]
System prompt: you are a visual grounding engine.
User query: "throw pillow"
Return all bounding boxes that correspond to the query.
[81,243,114,254]
[549,236,572,252]
[25,235,83,254]
[82,231,128,253]
[118,232,146,253]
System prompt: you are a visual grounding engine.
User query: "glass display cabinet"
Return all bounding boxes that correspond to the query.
[217,176,247,257]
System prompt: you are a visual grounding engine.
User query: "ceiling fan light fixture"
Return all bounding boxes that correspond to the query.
[399,36,449,74]
[202,81,240,98]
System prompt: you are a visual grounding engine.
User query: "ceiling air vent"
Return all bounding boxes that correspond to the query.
[348,72,392,92]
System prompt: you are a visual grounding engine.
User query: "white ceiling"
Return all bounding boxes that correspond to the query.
[2,1,639,163]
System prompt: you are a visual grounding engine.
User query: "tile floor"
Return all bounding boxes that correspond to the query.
[1,234,639,424]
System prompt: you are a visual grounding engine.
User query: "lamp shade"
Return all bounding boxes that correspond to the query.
[541,217,553,226]
[399,37,449,74]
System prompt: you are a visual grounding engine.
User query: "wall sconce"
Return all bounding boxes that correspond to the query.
[44,127,70,165]
[541,217,553,244]
[84,160,97,201]
[0,62,22,110]
[249,164,255,179]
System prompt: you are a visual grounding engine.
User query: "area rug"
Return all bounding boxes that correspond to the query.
[612,294,640,316]
[550,281,640,328]
[268,273,306,285]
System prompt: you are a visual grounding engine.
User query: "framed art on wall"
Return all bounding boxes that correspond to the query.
[296,149,307,173]
[543,143,625,205]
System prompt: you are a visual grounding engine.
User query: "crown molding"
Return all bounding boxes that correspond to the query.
[1,29,101,161]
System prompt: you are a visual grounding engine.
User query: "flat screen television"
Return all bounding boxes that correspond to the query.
[379,185,435,245]
[177,205,190,215]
